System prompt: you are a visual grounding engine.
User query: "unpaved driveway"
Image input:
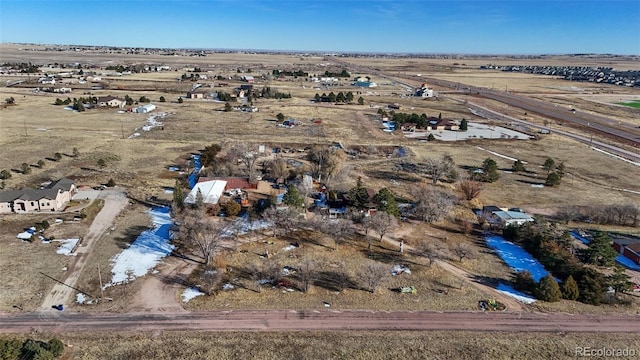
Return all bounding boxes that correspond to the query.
[40,190,129,311]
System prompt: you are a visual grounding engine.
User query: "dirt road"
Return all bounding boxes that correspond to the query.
[1,310,638,333]
[40,190,129,311]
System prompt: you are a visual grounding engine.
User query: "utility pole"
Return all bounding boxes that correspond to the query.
[97,265,104,301]
[121,124,125,139]
[23,119,28,136]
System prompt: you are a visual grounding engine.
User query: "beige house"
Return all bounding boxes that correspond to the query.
[0,178,76,214]
[97,96,126,108]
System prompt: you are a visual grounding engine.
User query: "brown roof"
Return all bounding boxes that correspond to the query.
[626,243,640,254]
[198,177,256,191]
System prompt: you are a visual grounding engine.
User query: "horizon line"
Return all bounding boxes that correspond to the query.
[2,42,638,58]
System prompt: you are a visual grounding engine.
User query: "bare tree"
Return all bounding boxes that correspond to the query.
[458,178,482,201]
[198,266,224,295]
[352,212,374,249]
[265,158,289,182]
[262,206,300,238]
[411,184,456,222]
[312,218,354,251]
[423,154,455,185]
[370,211,398,244]
[417,239,450,267]
[227,142,265,181]
[297,259,316,293]
[451,242,478,262]
[177,208,225,266]
[357,263,389,293]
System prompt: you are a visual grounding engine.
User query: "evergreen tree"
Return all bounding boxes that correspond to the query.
[536,274,562,302]
[195,188,204,209]
[345,91,354,103]
[224,102,233,112]
[607,266,632,295]
[577,269,604,305]
[358,96,365,105]
[581,232,617,266]
[545,172,561,186]
[282,185,304,208]
[173,179,184,210]
[561,275,580,300]
[512,159,526,172]
[459,118,468,131]
[373,187,400,216]
[479,158,500,182]
[543,157,555,175]
[348,177,370,210]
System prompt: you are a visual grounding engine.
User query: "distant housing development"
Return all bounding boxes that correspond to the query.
[0,178,76,214]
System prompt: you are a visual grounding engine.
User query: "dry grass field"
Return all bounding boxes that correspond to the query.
[1,46,640,358]
[3,330,636,360]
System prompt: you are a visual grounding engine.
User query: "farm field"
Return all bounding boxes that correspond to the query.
[1,45,640,359]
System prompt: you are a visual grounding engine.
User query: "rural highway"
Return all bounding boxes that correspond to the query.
[1,310,639,333]
[452,98,640,165]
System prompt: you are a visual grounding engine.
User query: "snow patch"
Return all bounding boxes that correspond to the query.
[56,238,80,255]
[107,206,174,286]
[76,293,87,304]
[496,283,537,304]
[182,287,205,303]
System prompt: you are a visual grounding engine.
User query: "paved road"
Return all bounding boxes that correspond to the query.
[1,310,639,333]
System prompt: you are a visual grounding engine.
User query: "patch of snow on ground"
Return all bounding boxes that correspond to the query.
[222,283,235,290]
[485,234,550,282]
[56,238,80,255]
[17,232,32,240]
[476,147,522,162]
[76,293,87,304]
[182,287,205,303]
[141,112,168,132]
[107,206,174,286]
[496,283,537,304]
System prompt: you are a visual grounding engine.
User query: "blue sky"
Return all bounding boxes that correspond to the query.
[1,0,638,55]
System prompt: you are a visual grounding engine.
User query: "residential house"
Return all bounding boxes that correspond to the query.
[485,208,534,227]
[38,77,56,85]
[416,83,434,98]
[613,238,640,266]
[426,117,459,131]
[0,178,76,214]
[185,180,227,205]
[241,75,255,83]
[400,123,417,132]
[97,96,126,108]
[187,88,209,99]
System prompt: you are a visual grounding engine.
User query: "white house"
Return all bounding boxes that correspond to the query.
[488,211,534,227]
[135,104,156,113]
[184,180,227,205]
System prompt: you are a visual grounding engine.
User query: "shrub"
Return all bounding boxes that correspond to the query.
[513,271,535,293]
[536,274,562,302]
[46,338,65,357]
[562,275,580,300]
[106,178,116,187]
[225,201,241,217]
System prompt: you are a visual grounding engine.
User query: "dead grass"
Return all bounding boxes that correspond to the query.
[23,330,640,360]
[1,48,639,319]
[0,214,90,311]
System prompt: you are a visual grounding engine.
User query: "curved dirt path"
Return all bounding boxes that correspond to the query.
[382,228,526,311]
[40,190,129,311]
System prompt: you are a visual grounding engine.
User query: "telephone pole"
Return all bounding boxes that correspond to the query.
[97,265,104,301]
